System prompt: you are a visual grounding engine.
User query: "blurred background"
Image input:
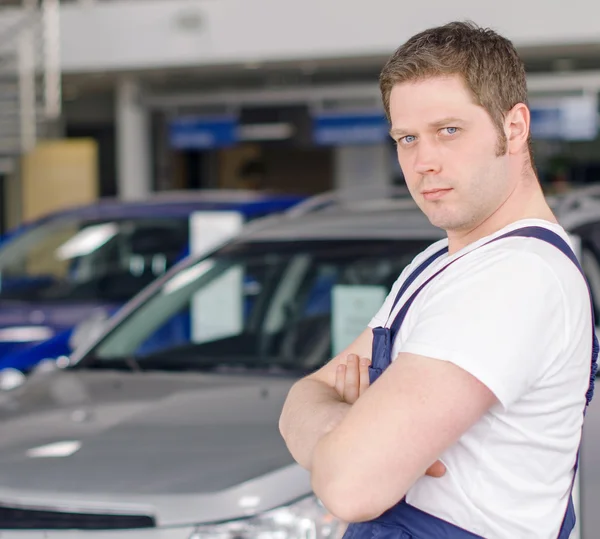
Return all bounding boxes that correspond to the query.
[0,0,600,232]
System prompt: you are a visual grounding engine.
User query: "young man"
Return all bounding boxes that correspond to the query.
[279,21,597,538]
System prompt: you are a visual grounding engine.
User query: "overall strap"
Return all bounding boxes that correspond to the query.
[385,245,448,326]
[389,247,474,342]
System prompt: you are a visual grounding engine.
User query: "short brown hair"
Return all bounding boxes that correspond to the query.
[380,21,532,159]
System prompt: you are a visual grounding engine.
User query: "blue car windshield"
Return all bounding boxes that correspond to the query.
[0,216,189,303]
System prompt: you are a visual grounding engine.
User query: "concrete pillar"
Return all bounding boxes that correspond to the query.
[116,78,151,200]
[3,165,22,231]
[334,144,392,200]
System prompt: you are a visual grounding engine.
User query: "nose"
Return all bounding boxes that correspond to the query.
[413,139,442,176]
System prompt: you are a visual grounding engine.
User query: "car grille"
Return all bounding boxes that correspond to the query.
[0,504,156,530]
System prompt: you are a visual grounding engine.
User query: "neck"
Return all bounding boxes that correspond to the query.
[446,170,556,255]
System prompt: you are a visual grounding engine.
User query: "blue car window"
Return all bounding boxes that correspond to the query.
[0,217,189,303]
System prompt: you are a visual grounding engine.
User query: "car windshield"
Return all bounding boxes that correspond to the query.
[77,238,437,374]
[0,216,189,303]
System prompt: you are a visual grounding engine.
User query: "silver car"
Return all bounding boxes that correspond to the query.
[0,188,599,538]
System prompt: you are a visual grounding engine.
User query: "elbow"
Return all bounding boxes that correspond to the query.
[312,476,385,523]
[278,384,297,443]
[311,442,408,523]
[278,403,295,458]
[311,458,390,523]
[278,407,288,442]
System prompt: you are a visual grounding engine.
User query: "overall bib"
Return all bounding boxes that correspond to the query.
[342,226,599,539]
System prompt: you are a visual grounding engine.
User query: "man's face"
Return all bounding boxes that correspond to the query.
[389,75,511,233]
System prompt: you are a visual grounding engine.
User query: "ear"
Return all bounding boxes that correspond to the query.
[504,103,530,155]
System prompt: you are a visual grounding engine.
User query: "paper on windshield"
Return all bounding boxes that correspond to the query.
[191,266,243,343]
[189,211,244,256]
[331,285,386,356]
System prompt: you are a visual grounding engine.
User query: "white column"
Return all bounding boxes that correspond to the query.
[334,144,392,200]
[116,78,151,200]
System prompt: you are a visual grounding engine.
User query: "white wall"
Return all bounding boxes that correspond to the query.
[55,0,600,73]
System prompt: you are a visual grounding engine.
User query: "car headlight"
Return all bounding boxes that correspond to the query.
[189,495,344,539]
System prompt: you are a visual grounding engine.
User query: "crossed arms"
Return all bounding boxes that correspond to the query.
[278,328,497,523]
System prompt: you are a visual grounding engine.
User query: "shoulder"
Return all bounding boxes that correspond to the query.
[438,230,579,295]
[419,234,579,332]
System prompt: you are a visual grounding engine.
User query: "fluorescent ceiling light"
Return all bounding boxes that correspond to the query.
[237,123,295,141]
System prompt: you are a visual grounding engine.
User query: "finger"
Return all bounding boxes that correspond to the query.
[344,354,360,404]
[335,364,346,399]
[330,353,348,389]
[359,357,371,395]
[425,460,447,478]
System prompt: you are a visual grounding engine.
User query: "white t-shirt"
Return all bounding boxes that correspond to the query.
[368,218,592,539]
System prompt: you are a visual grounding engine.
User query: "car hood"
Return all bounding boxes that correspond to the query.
[0,369,311,525]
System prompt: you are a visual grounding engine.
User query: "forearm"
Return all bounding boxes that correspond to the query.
[279,377,350,470]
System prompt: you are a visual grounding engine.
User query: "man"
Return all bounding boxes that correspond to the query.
[279,21,597,538]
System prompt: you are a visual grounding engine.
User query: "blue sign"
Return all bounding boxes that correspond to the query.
[529,108,562,139]
[313,112,390,146]
[169,116,238,149]
[529,96,598,141]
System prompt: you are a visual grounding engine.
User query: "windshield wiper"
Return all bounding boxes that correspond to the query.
[77,352,306,376]
[124,356,143,372]
[72,355,143,372]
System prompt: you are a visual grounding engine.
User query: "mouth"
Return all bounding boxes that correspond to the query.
[422,188,452,201]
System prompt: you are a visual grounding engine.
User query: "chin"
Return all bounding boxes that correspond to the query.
[423,210,451,229]
[426,212,469,232]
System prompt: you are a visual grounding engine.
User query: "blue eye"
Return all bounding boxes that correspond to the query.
[400,135,416,145]
[443,127,458,135]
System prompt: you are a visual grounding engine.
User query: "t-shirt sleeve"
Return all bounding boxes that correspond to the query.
[399,249,567,409]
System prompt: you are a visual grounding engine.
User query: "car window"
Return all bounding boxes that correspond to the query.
[0,217,189,303]
[82,239,436,374]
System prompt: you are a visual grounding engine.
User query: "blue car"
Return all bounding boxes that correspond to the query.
[0,189,304,373]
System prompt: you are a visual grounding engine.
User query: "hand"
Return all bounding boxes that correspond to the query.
[334,353,447,479]
[334,354,370,405]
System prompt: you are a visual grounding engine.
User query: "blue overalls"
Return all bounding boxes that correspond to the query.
[342,226,599,539]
